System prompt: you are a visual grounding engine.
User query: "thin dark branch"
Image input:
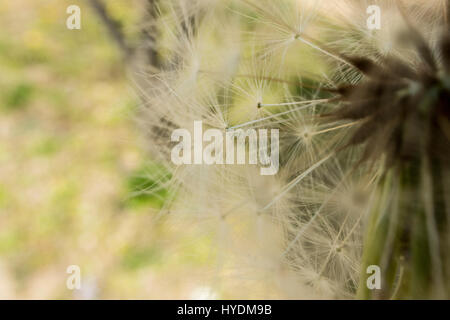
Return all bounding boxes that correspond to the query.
[87,0,132,58]
[445,0,450,27]
[140,0,160,67]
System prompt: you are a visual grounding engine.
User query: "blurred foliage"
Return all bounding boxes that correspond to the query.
[0,0,217,299]
[124,164,171,210]
[4,83,34,110]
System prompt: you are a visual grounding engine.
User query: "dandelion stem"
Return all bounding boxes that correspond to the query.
[282,189,336,256]
[390,262,405,300]
[261,153,334,211]
[259,98,330,108]
[227,99,332,130]
[312,120,362,136]
[295,36,355,69]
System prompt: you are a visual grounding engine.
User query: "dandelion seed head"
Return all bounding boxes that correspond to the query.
[139,0,449,298]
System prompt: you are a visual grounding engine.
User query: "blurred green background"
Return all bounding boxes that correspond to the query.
[0,0,223,299]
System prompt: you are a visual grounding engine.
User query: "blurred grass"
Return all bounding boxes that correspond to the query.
[0,0,217,299]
